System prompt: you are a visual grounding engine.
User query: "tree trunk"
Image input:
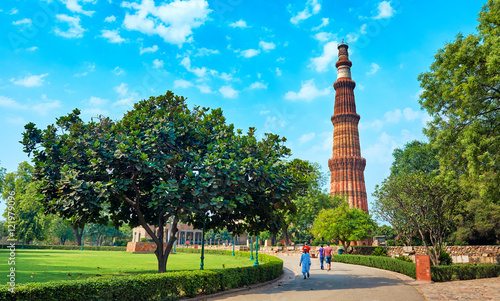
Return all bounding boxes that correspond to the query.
[72,226,84,246]
[282,224,290,246]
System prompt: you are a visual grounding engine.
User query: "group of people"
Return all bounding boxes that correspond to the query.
[298,243,333,279]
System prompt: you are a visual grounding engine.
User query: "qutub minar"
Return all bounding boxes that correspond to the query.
[329,42,369,215]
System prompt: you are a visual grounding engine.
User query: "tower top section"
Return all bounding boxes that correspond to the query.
[336,42,352,80]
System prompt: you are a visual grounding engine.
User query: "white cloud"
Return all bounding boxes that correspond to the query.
[152,59,164,69]
[219,85,238,98]
[13,18,32,26]
[140,45,159,54]
[104,15,116,23]
[384,109,402,123]
[180,56,208,77]
[259,41,275,51]
[100,29,127,43]
[265,115,286,130]
[312,17,329,31]
[313,32,334,42]
[360,23,367,34]
[195,47,220,57]
[219,72,234,81]
[31,95,62,115]
[174,79,193,88]
[61,0,96,16]
[121,0,212,46]
[260,110,270,115]
[55,14,85,38]
[86,96,108,106]
[366,63,380,75]
[0,96,26,109]
[240,49,260,58]
[309,41,337,72]
[299,132,316,144]
[229,19,248,28]
[10,9,19,15]
[403,108,420,121]
[10,73,49,87]
[249,82,267,89]
[114,83,129,97]
[359,119,384,131]
[276,57,285,62]
[113,66,125,75]
[290,0,321,25]
[197,84,213,93]
[346,33,359,43]
[276,67,282,76]
[373,1,395,19]
[285,79,330,102]
[26,46,38,51]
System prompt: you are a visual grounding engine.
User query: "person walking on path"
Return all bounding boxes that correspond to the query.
[324,243,333,271]
[302,242,310,254]
[316,244,325,270]
[299,249,311,279]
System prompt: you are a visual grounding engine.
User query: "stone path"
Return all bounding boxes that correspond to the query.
[194,255,500,301]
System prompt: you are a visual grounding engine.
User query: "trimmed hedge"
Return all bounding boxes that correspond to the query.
[431,264,500,282]
[0,245,126,251]
[333,255,416,278]
[334,254,500,282]
[0,250,283,301]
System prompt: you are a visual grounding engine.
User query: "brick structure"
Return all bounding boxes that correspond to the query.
[329,42,368,212]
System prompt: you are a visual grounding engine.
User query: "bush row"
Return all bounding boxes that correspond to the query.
[0,245,126,251]
[431,264,500,282]
[0,251,282,301]
[333,255,416,278]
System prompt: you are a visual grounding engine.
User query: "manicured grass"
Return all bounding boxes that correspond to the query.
[0,249,254,284]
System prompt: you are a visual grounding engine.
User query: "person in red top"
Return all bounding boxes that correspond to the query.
[324,243,333,271]
[302,242,311,254]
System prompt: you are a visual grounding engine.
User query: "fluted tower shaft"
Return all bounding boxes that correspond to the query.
[328,43,368,213]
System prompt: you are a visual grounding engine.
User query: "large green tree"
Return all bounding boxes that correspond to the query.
[311,202,376,249]
[373,172,465,265]
[22,91,309,273]
[390,140,439,176]
[1,162,52,244]
[418,0,500,244]
[373,141,439,246]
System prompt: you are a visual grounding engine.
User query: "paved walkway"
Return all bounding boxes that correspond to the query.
[205,256,424,301]
[199,255,500,301]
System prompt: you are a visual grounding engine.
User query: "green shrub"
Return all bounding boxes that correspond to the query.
[114,239,129,246]
[140,238,149,242]
[333,255,416,278]
[428,248,453,266]
[431,264,500,282]
[0,250,283,300]
[395,256,413,263]
[276,242,283,246]
[386,239,395,246]
[372,247,388,256]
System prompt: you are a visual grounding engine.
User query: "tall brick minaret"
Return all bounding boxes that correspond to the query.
[328,42,369,213]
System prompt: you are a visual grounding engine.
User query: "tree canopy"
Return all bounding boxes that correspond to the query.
[22,91,310,272]
[373,172,465,265]
[418,0,500,244]
[311,202,376,249]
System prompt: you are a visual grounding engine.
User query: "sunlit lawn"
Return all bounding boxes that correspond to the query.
[0,249,254,284]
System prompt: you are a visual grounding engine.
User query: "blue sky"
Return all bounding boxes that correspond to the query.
[0,0,487,216]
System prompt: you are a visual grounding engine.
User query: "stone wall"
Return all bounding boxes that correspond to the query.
[387,245,500,264]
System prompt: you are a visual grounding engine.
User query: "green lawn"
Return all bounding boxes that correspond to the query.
[0,249,254,284]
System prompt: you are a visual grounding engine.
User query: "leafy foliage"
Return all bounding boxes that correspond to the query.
[333,255,416,279]
[418,0,500,245]
[0,162,52,244]
[373,172,465,265]
[22,91,310,273]
[311,202,376,248]
[371,247,388,257]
